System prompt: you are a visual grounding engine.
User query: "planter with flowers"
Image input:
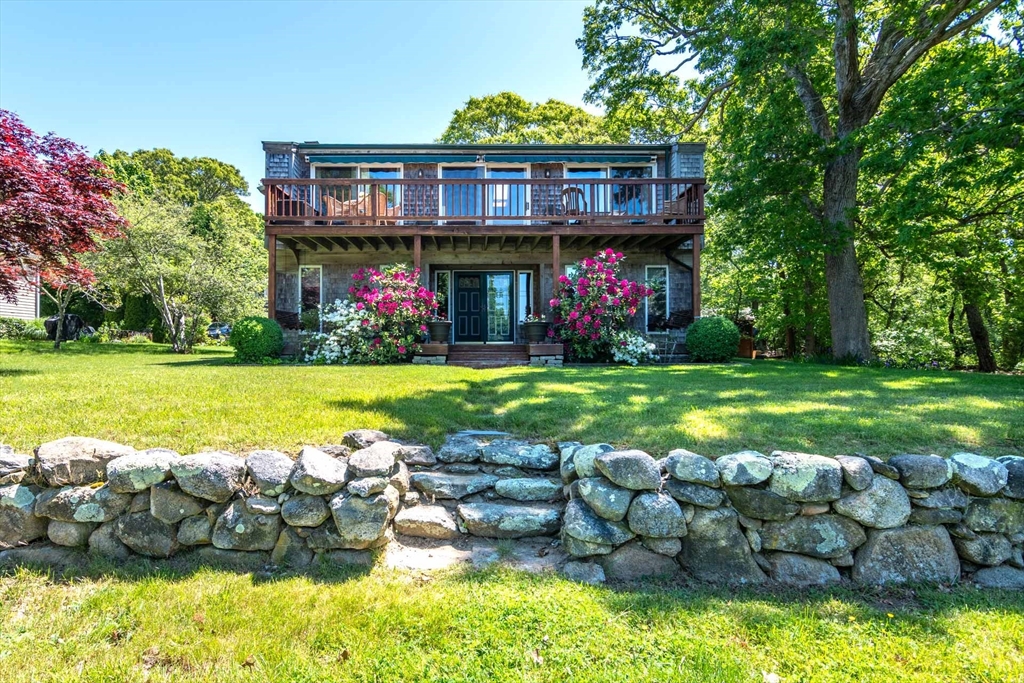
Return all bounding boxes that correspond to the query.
[427,315,452,344]
[521,313,550,343]
[549,249,657,364]
[303,264,438,364]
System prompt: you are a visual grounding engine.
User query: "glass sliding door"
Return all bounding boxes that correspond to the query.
[486,167,527,224]
[485,272,513,342]
[566,168,608,218]
[611,166,654,217]
[442,166,483,223]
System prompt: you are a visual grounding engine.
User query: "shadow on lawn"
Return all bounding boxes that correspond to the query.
[325,363,1023,456]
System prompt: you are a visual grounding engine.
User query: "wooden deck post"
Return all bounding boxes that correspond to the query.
[267,233,277,320]
[692,235,701,317]
[413,234,422,276]
[551,234,560,296]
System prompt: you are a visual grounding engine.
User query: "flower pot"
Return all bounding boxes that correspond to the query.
[523,321,550,344]
[427,321,452,344]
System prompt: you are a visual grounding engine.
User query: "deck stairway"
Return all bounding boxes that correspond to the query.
[447,344,530,369]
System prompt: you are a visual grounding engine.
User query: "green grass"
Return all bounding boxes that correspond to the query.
[1,562,1022,683]
[1,340,1021,456]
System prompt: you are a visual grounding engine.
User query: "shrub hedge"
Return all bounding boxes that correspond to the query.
[685,316,741,362]
[230,316,284,362]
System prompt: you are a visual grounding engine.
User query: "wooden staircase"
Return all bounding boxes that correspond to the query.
[447,344,530,368]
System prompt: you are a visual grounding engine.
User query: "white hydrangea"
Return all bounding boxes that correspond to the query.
[303,299,368,365]
[610,331,658,366]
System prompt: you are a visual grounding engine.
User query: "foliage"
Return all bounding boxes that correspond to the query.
[229,316,284,363]
[97,194,265,353]
[610,330,658,365]
[686,316,741,362]
[578,1,1013,360]
[304,265,437,365]
[0,316,47,340]
[95,148,248,206]
[0,109,126,303]
[550,250,652,361]
[121,293,161,331]
[438,91,622,144]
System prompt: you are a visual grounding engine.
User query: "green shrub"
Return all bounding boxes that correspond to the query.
[0,317,48,341]
[230,316,284,362]
[685,316,741,362]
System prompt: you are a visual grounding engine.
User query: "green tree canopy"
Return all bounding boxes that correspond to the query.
[438,91,623,143]
[96,148,248,206]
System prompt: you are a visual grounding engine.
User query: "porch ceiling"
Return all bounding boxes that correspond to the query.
[275,233,693,254]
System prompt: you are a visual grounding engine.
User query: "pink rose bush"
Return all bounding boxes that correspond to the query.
[550,249,656,362]
[304,265,437,364]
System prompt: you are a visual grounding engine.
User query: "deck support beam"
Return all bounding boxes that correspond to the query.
[692,235,701,317]
[413,234,422,277]
[267,235,276,320]
[552,234,560,290]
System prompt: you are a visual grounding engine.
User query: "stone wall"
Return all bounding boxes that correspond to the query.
[2,436,1021,590]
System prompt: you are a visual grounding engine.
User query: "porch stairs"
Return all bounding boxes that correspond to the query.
[447,344,530,369]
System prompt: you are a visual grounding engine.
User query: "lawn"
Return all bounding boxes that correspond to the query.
[1,561,1022,683]
[0,340,1021,457]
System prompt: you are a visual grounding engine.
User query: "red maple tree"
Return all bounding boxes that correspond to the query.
[0,109,126,322]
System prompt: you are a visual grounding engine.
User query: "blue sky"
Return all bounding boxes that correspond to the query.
[0,0,597,211]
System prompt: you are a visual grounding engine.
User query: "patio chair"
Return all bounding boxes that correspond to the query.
[561,187,587,224]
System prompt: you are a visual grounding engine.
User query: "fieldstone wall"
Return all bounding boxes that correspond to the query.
[2,436,1022,590]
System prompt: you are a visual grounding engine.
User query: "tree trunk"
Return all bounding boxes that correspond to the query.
[963,302,997,373]
[803,278,816,356]
[821,148,871,360]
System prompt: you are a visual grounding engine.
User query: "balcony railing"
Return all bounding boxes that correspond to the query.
[263,177,705,226]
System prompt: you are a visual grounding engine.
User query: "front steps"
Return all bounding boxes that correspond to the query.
[447,344,530,368]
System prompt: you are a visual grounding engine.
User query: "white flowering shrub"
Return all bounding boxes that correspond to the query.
[302,299,369,365]
[610,330,658,366]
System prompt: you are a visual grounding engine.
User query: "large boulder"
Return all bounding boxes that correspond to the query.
[480,440,558,470]
[626,492,687,538]
[149,482,206,524]
[561,531,615,558]
[678,507,766,584]
[437,432,487,463]
[211,499,282,551]
[348,441,401,478]
[116,511,178,557]
[577,477,634,521]
[0,451,33,486]
[0,484,49,546]
[724,486,800,521]
[664,450,720,487]
[572,443,616,479]
[764,552,841,587]
[289,446,348,496]
[395,444,436,467]
[642,536,683,557]
[106,449,177,493]
[35,485,131,523]
[170,452,246,503]
[342,429,390,450]
[715,451,773,486]
[767,452,843,503]
[664,480,725,509]
[972,565,1024,590]
[245,450,294,496]
[393,505,460,539]
[88,521,132,561]
[760,515,867,559]
[888,454,952,489]
[561,560,605,585]
[456,503,561,538]
[594,450,661,491]
[494,477,562,502]
[913,488,970,510]
[280,494,331,527]
[44,313,85,341]
[997,456,1024,499]
[953,533,1012,566]
[35,437,135,486]
[271,526,313,568]
[328,488,396,549]
[833,476,911,529]
[347,477,389,497]
[562,498,635,546]
[963,497,1024,534]
[178,513,214,545]
[852,525,959,585]
[949,453,1008,497]
[597,541,679,581]
[558,442,581,484]
[409,471,498,499]
[48,520,96,547]
[835,455,873,491]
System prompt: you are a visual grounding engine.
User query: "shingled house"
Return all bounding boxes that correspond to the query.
[261,142,705,364]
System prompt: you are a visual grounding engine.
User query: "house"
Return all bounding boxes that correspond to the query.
[0,273,40,320]
[261,142,705,364]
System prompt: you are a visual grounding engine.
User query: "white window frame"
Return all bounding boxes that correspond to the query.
[298,264,323,315]
[645,265,670,333]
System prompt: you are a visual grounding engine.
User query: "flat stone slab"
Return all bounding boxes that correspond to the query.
[457,503,562,538]
[36,437,135,487]
[493,477,562,502]
[393,504,460,540]
[409,471,498,499]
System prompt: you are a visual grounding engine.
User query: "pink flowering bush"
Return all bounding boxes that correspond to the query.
[304,264,437,364]
[549,249,654,361]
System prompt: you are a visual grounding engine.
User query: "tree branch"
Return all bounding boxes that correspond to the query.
[785,64,835,140]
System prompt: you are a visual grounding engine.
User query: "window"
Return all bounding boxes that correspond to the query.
[611,166,654,216]
[517,271,533,323]
[299,265,322,314]
[645,265,669,332]
[434,271,451,320]
[564,264,580,282]
[566,168,608,215]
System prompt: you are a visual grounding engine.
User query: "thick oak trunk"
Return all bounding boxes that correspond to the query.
[821,148,871,360]
[963,302,997,373]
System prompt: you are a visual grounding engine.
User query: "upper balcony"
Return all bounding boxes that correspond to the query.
[262,177,705,235]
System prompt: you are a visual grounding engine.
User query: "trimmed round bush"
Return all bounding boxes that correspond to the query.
[685,316,741,362]
[230,316,284,362]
